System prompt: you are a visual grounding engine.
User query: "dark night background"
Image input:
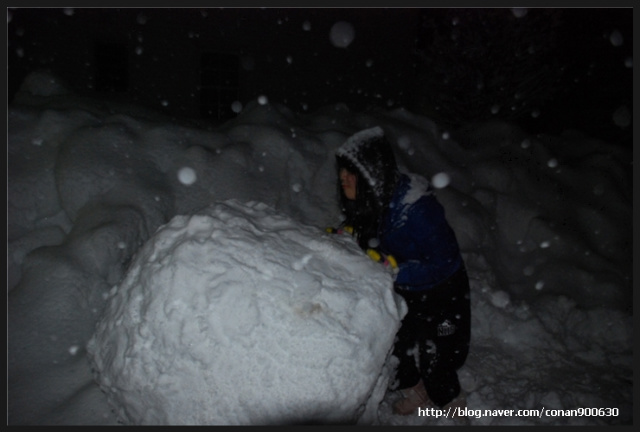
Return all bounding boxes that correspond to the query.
[7,6,633,147]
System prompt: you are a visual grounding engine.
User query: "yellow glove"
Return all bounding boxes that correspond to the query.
[326,225,354,235]
[366,248,398,274]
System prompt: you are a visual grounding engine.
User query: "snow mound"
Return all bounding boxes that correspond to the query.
[16,70,71,97]
[87,199,405,425]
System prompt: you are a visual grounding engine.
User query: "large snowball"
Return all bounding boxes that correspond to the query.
[87,199,405,425]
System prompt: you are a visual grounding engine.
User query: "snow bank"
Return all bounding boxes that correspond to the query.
[8,71,631,426]
[87,199,406,425]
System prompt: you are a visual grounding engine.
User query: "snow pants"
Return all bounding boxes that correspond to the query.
[391,265,471,408]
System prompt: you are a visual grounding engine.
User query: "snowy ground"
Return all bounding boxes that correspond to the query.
[7,71,633,425]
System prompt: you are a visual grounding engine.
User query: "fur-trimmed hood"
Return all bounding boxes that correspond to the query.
[335,126,399,211]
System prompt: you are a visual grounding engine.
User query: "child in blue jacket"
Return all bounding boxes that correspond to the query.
[334,126,471,415]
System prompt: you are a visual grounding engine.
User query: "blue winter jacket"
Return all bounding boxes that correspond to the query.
[379,173,463,291]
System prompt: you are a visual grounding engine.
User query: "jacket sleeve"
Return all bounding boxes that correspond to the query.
[390,196,462,289]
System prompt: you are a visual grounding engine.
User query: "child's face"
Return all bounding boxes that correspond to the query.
[339,168,357,200]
